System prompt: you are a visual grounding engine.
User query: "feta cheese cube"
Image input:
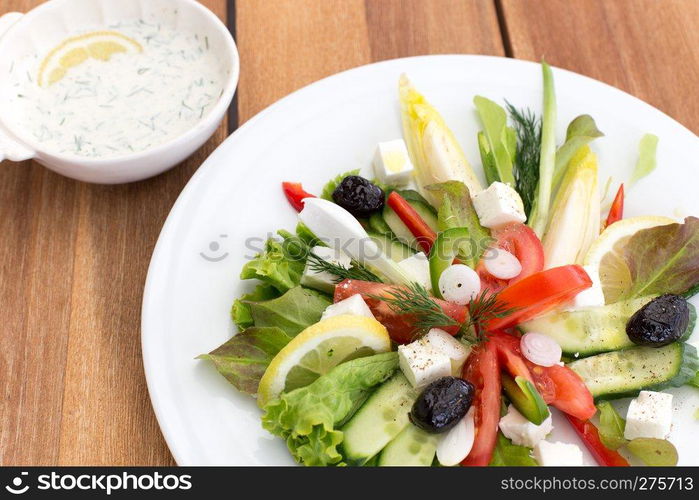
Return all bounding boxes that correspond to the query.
[624,391,673,440]
[398,340,451,388]
[373,139,415,186]
[498,404,553,448]
[534,441,584,466]
[565,265,605,310]
[321,294,375,320]
[423,328,471,374]
[472,182,526,229]
[398,252,432,291]
[300,246,351,293]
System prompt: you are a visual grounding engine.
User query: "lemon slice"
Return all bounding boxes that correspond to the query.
[257,315,391,407]
[38,30,142,87]
[583,216,676,303]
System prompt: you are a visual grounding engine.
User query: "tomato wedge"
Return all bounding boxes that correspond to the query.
[489,331,596,420]
[386,191,437,254]
[485,265,592,330]
[282,182,316,212]
[531,363,596,420]
[489,331,534,384]
[566,415,629,466]
[490,223,545,283]
[461,341,501,466]
[605,184,624,228]
[334,279,467,344]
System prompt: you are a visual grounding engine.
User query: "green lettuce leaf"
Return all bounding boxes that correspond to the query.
[240,231,308,293]
[552,115,604,195]
[630,134,659,185]
[596,401,627,450]
[249,286,331,336]
[474,96,516,185]
[198,327,291,395]
[426,181,492,266]
[627,438,678,466]
[262,352,399,466]
[688,370,699,389]
[320,169,360,201]
[612,216,699,300]
[231,283,281,331]
[296,222,325,247]
[489,432,538,466]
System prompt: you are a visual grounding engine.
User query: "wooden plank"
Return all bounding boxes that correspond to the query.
[0,0,228,465]
[499,0,699,133]
[236,0,504,122]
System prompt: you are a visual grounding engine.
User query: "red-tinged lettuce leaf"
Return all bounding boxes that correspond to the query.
[619,216,699,300]
[198,327,292,395]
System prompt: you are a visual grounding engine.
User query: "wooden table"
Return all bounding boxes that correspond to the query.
[1,0,697,465]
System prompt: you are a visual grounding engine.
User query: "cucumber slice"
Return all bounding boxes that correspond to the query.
[369,213,393,236]
[368,231,415,263]
[520,297,655,357]
[340,373,418,465]
[382,190,438,251]
[568,342,699,400]
[378,423,438,466]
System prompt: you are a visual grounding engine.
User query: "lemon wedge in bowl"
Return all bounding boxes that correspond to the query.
[257,315,391,407]
[38,30,142,87]
[584,215,676,303]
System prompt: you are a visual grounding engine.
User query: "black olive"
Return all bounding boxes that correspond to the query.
[332,175,385,218]
[409,376,474,434]
[626,294,690,347]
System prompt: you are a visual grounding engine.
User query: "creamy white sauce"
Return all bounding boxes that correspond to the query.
[8,19,227,158]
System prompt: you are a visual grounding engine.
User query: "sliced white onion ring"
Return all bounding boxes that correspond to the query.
[483,247,522,280]
[437,406,476,466]
[520,332,562,367]
[438,264,480,305]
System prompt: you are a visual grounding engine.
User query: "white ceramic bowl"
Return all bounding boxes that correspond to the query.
[0,0,239,183]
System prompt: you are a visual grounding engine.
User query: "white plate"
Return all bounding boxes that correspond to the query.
[142,55,699,466]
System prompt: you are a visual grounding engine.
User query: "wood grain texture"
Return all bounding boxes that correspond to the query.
[0,0,228,466]
[235,0,504,122]
[499,0,699,133]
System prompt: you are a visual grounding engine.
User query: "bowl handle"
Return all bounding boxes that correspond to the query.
[0,12,36,163]
[0,128,35,162]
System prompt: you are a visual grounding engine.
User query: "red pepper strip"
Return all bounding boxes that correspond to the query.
[461,341,501,466]
[282,182,316,212]
[565,414,629,467]
[605,184,624,228]
[386,191,437,254]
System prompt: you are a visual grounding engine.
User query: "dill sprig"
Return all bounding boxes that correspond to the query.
[369,282,459,334]
[464,289,520,341]
[307,252,383,283]
[506,102,541,216]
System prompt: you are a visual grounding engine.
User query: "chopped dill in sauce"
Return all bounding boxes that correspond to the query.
[8,19,227,158]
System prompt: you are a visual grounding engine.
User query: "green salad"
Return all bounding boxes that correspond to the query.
[200,62,699,467]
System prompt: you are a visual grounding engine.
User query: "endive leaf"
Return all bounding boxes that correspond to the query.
[542,145,600,268]
[399,75,482,205]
